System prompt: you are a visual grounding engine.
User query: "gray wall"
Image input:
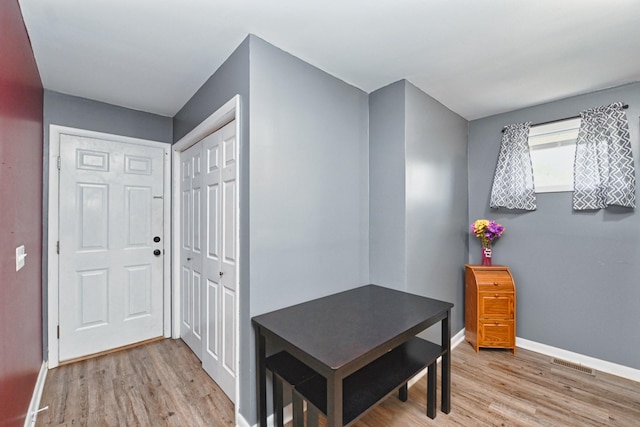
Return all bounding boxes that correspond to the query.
[44,90,173,143]
[369,81,407,291]
[468,82,640,369]
[172,35,252,420]
[42,90,173,359]
[247,36,370,423]
[174,35,370,424]
[248,37,369,314]
[405,81,468,336]
[173,37,250,142]
[369,80,469,342]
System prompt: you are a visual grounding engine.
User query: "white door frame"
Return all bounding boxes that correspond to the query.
[172,95,241,416]
[47,125,172,368]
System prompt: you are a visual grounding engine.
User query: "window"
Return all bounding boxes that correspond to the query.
[528,118,580,193]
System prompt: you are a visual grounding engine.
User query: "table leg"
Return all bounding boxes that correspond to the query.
[256,330,267,427]
[273,375,284,427]
[398,383,408,402]
[326,375,343,427]
[441,309,451,414]
[427,361,436,419]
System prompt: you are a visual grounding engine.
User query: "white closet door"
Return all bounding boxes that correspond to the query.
[179,121,237,402]
[180,142,203,358]
[202,121,237,400]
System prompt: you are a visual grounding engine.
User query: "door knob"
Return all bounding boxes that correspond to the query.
[153,249,161,256]
[153,236,161,243]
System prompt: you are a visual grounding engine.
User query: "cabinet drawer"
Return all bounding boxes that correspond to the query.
[479,320,515,347]
[479,293,514,319]
[476,271,514,291]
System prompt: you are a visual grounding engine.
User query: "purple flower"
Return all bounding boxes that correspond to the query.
[470,219,505,245]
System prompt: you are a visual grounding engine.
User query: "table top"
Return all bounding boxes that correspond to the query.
[252,284,453,371]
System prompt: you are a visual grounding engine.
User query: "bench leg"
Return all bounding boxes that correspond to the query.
[398,383,408,402]
[292,391,304,427]
[307,404,320,427]
[273,375,284,427]
[427,361,437,419]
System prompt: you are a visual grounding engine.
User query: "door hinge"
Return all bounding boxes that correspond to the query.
[56,241,60,254]
[57,325,60,339]
[57,156,61,171]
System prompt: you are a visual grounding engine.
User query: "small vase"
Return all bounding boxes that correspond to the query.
[481,246,492,266]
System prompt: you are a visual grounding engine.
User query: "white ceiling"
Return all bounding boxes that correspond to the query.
[18,0,640,120]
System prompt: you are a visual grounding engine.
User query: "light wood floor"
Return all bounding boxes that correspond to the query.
[314,344,640,427]
[36,338,234,426]
[37,338,640,426]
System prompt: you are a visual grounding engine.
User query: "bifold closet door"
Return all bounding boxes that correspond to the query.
[180,121,237,402]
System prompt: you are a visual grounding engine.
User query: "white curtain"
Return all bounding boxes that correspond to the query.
[573,102,635,210]
[490,122,536,210]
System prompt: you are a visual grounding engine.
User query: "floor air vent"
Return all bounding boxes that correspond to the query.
[552,358,594,375]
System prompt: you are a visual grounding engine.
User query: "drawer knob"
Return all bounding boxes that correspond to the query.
[493,282,499,286]
[495,294,499,298]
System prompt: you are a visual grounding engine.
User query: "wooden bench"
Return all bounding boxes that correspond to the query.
[294,337,443,426]
[265,351,319,427]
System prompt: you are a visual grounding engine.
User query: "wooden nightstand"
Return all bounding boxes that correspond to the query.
[465,265,516,354]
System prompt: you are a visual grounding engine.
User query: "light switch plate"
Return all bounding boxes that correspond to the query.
[16,245,26,271]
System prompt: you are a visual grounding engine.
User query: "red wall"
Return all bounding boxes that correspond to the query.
[0,1,44,426]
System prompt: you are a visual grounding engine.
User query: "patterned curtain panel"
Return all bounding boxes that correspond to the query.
[490,122,536,210]
[573,102,636,210]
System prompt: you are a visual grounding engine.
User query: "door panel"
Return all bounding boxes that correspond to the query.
[202,131,221,370]
[202,121,237,400]
[77,269,108,328]
[77,183,108,250]
[124,264,152,319]
[182,267,191,329]
[58,134,164,361]
[222,286,235,375]
[125,186,152,246]
[206,279,219,356]
[180,142,204,357]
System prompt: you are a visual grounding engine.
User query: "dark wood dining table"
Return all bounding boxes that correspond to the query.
[252,284,454,427]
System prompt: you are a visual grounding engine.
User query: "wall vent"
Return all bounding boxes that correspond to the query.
[552,358,594,375]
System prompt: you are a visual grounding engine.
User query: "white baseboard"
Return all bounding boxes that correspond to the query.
[516,337,640,383]
[237,402,293,427]
[451,328,466,349]
[24,361,48,427]
[237,413,251,427]
[457,329,640,382]
[408,329,640,387]
[407,327,465,387]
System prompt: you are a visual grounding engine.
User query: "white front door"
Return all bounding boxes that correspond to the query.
[58,133,165,362]
[180,142,203,358]
[201,121,237,400]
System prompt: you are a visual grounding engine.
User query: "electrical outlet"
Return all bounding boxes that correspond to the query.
[16,245,26,271]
